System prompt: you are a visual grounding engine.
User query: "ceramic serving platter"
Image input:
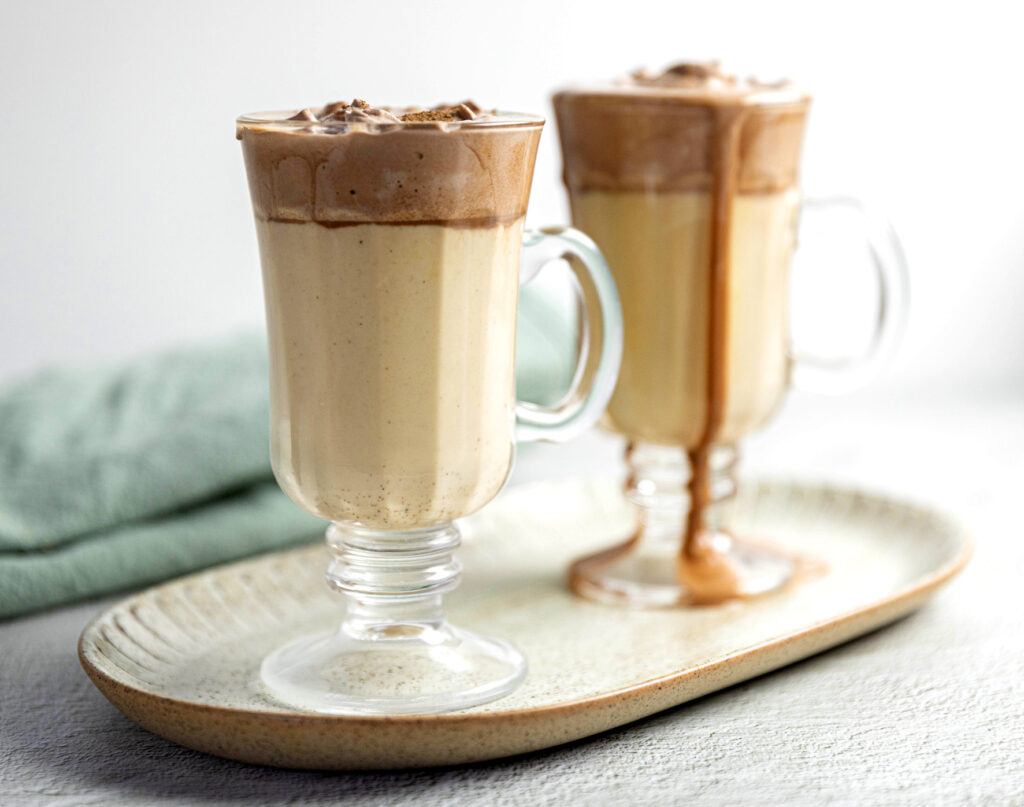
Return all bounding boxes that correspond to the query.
[79,478,970,770]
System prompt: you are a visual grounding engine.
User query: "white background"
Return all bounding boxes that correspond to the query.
[1,0,1022,397]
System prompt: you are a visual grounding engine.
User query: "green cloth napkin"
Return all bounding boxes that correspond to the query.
[0,287,576,618]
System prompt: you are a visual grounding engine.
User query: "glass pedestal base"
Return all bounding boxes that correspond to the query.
[569,528,796,608]
[569,442,796,608]
[260,521,526,715]
[261,621,526,716]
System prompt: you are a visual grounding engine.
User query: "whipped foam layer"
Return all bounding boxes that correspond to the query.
[552,61,810,194]
[237,100,543,225]
[626,61,794,95]
[278,99,493,128]
[556,61,809,107]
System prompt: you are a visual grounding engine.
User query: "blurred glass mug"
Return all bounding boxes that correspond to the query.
[237,102,622,714]
[552,65,909,607]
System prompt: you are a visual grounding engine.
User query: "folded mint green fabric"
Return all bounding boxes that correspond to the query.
[0,287,575,618]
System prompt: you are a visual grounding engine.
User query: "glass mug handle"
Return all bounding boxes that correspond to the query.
[515,227,623,443]
[789,197,911,394]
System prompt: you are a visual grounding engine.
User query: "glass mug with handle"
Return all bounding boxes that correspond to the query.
[237,100,623,714]
[553,64,909,607]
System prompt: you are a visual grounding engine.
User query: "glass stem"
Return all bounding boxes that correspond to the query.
[625,441,739,557]
[695,442,740,541]
[325,522,461,641]
[568,441,793,607]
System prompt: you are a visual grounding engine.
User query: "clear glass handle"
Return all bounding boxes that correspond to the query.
[516,227,623,442]
[790,196,910,394]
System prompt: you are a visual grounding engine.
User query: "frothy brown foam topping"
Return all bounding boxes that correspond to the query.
[401,101,483,122]
[273,99,493,128]
[237,100,542,226]
[631,61,735,88]
[287,98,400,125]
[552,61,810,194]
[624,61,796,97]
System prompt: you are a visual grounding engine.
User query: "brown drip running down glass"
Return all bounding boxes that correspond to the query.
[553,63,909,607]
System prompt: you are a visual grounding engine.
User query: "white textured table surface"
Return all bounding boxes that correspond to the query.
[2,391,1022,806]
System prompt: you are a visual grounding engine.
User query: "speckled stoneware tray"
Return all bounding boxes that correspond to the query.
[80,478,970,770]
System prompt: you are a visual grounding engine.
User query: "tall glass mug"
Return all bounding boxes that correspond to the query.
[237,100,622,714]
[553,64,908,607]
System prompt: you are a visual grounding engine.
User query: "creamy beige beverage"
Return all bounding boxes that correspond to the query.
[554,64,809,449]
[239,100,542,529]
[256,219,522,527]
[571,190,797,447]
